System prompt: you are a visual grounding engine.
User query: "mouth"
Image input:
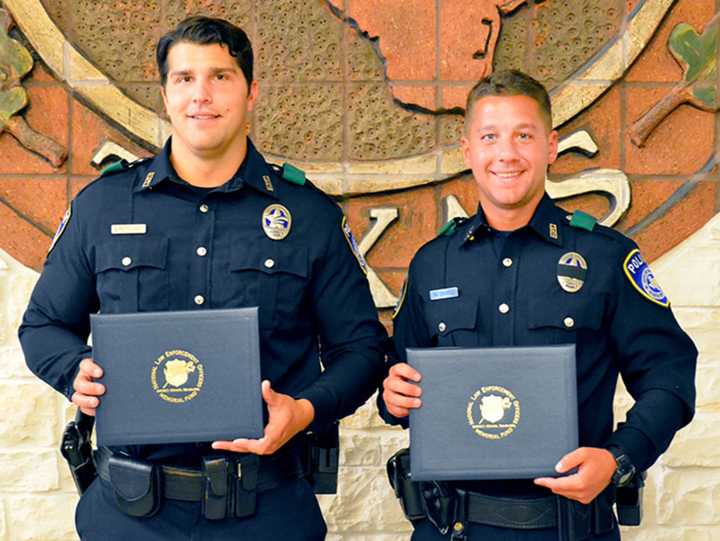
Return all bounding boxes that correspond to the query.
[187,113,221,120]
[490,170,525,180]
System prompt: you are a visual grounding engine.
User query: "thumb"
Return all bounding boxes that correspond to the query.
[261,380,279,406]
[556,448,585,473]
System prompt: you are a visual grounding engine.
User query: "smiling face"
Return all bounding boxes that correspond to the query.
[461,94,559,230]
[161,41,258,161]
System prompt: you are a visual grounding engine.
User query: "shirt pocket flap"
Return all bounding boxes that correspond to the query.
[230,243,308,279]
[427,298,477,336]
[95,238,168,273]
[527,295,603,331]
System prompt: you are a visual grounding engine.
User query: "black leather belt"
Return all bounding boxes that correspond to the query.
[94,447,304,501]
[464,491,557,529]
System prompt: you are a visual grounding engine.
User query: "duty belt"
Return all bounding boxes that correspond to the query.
[94,446,304,501]
[464,491,556,529]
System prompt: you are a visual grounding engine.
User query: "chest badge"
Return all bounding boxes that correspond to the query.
[557,252,588,293]
[262,204,292,240]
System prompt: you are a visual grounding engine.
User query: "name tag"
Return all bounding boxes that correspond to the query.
[429,287,459,301]
[111,224,147,235]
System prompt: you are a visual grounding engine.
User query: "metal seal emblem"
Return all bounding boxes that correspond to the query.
[557,252,588,293]
[151,350,205,404]
[262,204,292,240]
[466,386,520,441]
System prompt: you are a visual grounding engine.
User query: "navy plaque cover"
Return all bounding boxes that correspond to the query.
[408,345,578,481]
[91,308,263,446]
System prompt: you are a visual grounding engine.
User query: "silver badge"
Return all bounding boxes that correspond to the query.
[557,252,588,293]
[262,204,292,240]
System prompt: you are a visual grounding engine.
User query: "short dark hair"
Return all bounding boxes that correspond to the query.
[156,16,253,87]
[465,70,552,130]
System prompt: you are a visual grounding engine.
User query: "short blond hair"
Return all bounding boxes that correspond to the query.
[465,70,552,131]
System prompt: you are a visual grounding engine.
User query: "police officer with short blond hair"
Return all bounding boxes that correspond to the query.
[381,70,696,540]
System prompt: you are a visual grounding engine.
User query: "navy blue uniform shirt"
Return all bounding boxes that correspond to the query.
[20,138,387,464]
[382,194,697,496]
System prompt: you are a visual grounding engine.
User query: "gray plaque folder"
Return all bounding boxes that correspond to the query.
[91,308,263,447]
[408,344,578,481]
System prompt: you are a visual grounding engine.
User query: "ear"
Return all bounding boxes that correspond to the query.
[160,85,169,113]
[461,132,471,168]
[547,129,559,165]
[247,80,259,113]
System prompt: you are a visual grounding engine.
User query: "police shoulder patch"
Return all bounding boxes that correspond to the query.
[392,279,408,320]
[623,248,669,308]
[341,216,368,274]
[48,205,72,254]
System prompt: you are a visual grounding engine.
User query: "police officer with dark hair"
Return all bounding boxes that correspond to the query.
[19,15,386,541]
[381,70,696,540]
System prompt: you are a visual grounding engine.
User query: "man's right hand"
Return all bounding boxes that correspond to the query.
[71,358,105,416]
[382,362,423,418]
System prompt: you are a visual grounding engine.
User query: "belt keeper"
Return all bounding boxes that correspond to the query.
[234,456,259,518]
[201,456,232,520]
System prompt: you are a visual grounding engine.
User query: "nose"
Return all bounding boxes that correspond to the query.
[192,79,212,104]
[496,136,519,161]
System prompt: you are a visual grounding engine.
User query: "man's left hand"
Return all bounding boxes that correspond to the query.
[212,380,315,456]
[534,447,616,504]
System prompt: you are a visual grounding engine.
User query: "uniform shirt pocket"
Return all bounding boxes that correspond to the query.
[527,294,605,344]
[229,241,308,330]
[94,238,169,313]
[424,297,479,347]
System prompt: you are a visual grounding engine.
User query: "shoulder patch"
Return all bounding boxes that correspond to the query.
[569,210,597,232]
[48,205,72,254]
[623,248,669,307]
[282,163,306,186]
[392,278,408,320]
[341,216,368,274]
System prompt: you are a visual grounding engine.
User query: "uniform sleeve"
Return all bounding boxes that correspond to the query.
[377,258,433,427]
[18,198,98,400]
[605,240,697,471]
[294,211,387,431]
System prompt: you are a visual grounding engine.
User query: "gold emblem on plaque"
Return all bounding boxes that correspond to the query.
[151,350,205,404]
[557,252,588,293]
[466,386,520,440]
[261,204,292,240]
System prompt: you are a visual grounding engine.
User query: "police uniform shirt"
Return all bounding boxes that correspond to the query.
[20,138,387,464]
[383,194,697,495]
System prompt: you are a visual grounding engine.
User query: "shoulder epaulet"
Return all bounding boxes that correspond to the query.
[100,159,129,176]
[281,162,306,186]
[568,210,597,232]
[437,217,467,237]
[99,157,149,177]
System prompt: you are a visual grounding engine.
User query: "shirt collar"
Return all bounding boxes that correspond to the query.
[460,193,563,246]
[134,137,278,199]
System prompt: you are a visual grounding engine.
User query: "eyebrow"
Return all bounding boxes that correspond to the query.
[475,123,540,131]
[169,67,237,77]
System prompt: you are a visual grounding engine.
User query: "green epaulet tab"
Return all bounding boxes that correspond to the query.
[282,163,306,185]
[437,218,460,237]
[100,160,129,176]
[569,210,597,232]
